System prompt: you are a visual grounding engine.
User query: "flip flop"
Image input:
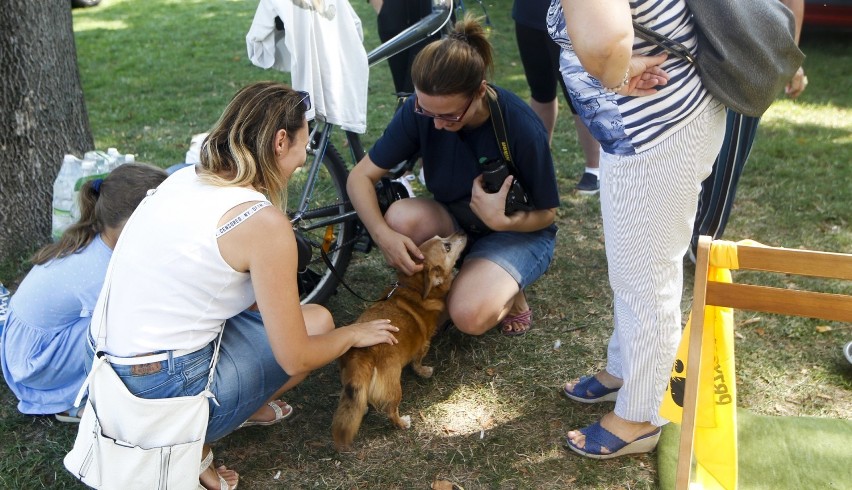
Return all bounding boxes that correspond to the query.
[500,309,532,336]
[564,420,661,460]
[199,450,238,490]
[563,375,620,403]
[54,404,84,423]
[237,400,293,429]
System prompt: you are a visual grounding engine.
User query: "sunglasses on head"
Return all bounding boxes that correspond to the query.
[296,90,312,111]
[413,94,474,122]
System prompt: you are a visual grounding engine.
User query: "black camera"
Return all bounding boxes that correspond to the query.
[478,157,533,214]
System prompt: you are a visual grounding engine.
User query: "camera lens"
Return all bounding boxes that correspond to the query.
[479,157,508,193]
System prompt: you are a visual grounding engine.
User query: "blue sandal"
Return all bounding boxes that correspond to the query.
[565,421,661,460]
[562,375,619,403]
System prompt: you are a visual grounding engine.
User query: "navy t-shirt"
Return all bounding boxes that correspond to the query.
[369,85,559,211]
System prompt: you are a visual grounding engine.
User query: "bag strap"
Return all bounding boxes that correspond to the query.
[484,85,522,178]
[632,21,695,65]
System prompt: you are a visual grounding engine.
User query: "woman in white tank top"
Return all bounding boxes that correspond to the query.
[89,82,400,490]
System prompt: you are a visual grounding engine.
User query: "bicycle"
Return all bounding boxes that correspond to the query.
[285,0,458,304]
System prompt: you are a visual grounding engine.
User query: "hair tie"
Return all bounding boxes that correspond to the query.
[91,178,103,194]
[449,31,469,43]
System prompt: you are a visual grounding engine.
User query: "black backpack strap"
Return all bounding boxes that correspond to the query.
[632,22,695,64]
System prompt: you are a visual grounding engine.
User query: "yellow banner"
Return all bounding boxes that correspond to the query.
[660,241,739,489]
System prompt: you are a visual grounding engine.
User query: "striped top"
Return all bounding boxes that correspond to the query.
[547,0,710,155]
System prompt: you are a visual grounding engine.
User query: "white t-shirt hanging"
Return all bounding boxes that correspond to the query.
[246,0,369,134]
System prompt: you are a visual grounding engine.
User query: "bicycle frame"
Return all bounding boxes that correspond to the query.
[290,125,358,229]
[365,0,453,69]
[292,0,453,221]
[289,0,456,304]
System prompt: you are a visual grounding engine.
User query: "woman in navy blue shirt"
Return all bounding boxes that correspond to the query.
[347,16,559,337]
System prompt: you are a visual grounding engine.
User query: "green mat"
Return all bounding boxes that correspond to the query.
[657,408,852,489]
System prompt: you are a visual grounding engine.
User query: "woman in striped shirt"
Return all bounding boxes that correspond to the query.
[548,0,727,459]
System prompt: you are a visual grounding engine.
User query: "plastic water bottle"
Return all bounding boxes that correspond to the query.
[94,149,112,173]
[52,155,82,240]
[106,148,134,171]
[106,147,123,171]
[84,150,109,173]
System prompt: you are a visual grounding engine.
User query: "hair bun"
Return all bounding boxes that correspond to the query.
[449,31,469,43]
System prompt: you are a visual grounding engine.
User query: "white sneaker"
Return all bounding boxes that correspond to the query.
[393,174,416,198]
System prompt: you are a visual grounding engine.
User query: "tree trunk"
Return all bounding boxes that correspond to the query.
[0,0,93,275]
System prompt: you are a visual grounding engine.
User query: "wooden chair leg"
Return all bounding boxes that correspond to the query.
[675,236,712,489]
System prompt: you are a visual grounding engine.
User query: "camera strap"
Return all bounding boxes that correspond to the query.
[485,86,521,177]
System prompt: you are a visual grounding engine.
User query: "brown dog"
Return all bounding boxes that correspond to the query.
[331,232,467,451]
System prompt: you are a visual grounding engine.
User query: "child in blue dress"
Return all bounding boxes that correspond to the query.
[1,163,168,421]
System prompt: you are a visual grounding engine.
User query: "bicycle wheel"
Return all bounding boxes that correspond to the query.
[287,142,355,304]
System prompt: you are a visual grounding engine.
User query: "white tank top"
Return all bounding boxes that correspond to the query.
[99,166,271,356]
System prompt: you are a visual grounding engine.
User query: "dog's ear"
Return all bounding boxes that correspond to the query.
[422,265,445,299]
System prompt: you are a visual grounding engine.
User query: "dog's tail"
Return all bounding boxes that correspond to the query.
[332,362,373,451]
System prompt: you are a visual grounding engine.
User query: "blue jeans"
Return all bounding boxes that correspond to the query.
[97,310,291,442]
[465,224,558,289]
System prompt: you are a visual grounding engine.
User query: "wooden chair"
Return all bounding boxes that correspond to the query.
[676,235,852,489]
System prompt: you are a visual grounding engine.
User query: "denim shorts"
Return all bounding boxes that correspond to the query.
[102,310,290,442]
[464,224,558,289]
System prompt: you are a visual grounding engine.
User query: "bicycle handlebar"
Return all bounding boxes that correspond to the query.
[366,5,453,67]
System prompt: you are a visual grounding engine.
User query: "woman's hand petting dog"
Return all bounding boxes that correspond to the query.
[375,228,424,276]
[345,319,400,347]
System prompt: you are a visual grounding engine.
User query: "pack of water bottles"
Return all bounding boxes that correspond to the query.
[51,148,135,240]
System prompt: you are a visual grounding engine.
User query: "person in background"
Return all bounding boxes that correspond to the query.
[348,17,560,338]
[690,0,807,257]
[1,163,167,422]
[549,0,727,458]
[85,82,399,490]
[370,0,441,94]
[512,0,602,195]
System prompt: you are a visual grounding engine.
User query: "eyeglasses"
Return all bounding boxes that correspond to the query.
[296,90,312,111]
[413,94,474,122]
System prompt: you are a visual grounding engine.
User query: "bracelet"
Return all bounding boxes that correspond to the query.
[603,71,630,92]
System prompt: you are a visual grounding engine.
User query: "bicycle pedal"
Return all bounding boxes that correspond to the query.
[353,236,373,254]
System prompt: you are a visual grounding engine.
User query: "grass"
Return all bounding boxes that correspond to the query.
[1,0,850,488]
